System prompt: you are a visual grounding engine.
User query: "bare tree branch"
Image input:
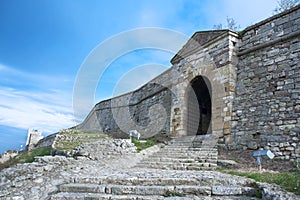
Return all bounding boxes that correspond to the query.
[274,0,300,14]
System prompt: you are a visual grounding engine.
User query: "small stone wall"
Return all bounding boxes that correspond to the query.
[0,150,18,164]
[71,139,136,160]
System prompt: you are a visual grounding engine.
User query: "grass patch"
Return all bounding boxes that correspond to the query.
[228,171,300,195]
[0,147,51,171]
[59,129,107,137]
[55,141,83,151]
[131,138,156,152]
[216,166,228,172]
[55,129,108,150]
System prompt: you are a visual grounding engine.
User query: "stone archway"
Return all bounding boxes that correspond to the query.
[187,76,212,135]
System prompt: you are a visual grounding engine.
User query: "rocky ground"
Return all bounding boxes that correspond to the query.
[0,137,299,200]
[218,148,297,173]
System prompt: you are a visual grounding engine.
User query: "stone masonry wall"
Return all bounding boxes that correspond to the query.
[77,70,174,139]
[35,133,57,149]
[170,30,239,141]
[231,5,300,160]
[73,5,300,161]
[77,31,238,140]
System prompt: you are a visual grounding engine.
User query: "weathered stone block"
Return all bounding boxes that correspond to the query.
[247,141,258,150]
[212,186,242,195]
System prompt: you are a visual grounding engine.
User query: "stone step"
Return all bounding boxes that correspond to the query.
[51,192,164,200]
[151,153,217,159]
[151,155,218,160]
[166,143,205,147]
[164,142,215,146]
[60,183,106,193]
[51,192,237,200]
[135,162,217,170]
[132,135,218,170]
[73,177,201,186]
[161,147,217,151]
[59,183,212,196]
[168,140,210,145]
[147,157,218,162]
[135,161,218,166]
[155,146,218,152]
[65,171,258,192]
[164,144,216,147]
[157,152,217,156]
[170,135,202,140]
[156,148,217,152]
[140,157,196,163]
[141,156,217,162]
[169,139,215,143]
[51,192,260,200]
[56,184,258,198]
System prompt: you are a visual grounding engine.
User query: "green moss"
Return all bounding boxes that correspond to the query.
[163,190,185,197]
[131,138,155,152]
[238,29,247,36]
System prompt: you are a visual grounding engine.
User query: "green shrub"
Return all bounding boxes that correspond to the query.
[17,147,52,163]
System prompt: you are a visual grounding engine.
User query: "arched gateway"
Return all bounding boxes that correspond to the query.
[76,30,239,144]
[187,76,212,135]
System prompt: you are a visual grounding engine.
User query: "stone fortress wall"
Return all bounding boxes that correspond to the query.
[230,5,300,160]
[76,69,175,138]
[77,29,239,141]
[41,5,299,161]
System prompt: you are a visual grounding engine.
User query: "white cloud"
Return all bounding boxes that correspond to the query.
[0,64,76,134]
[0,86,76,133]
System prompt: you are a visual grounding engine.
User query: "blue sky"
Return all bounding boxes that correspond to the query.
[0,0,278,153]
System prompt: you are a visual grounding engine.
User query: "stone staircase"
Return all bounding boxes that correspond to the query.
[135,135,218,170]
[50,135,262,200]
[51,170,261,200]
